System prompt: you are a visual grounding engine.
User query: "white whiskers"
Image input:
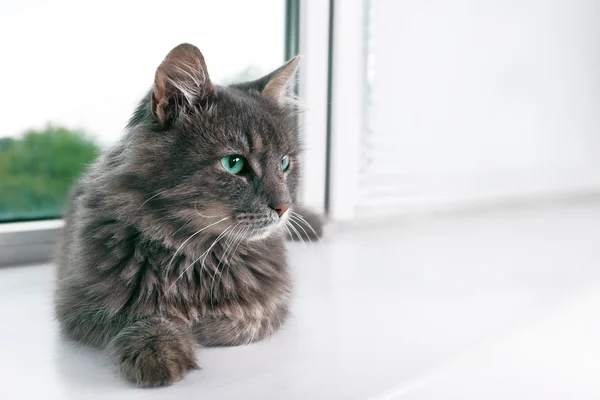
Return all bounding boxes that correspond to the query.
[208,223,247,304]
[166,223,234,294]
[291,211,322,242]
[289,216,311,244]
[135,191,165,213]
[208,223,241,295]
[286,218,307,249]
[164,216,230,278]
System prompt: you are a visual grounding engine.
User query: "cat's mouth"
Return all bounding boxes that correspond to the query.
[244,213,289,241]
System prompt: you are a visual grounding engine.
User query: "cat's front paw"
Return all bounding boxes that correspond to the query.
[194,306,288,347]
[108,318,198,387]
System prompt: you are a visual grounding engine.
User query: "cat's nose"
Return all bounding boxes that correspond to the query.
[271,204,290,218]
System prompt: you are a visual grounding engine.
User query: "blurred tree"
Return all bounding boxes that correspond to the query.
[0,138,15,151]
[0,126,100,221]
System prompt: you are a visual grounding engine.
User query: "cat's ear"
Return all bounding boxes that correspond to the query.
[261,56,300,103]
[152,43,214,125]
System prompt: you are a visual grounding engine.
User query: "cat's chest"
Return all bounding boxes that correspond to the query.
[157,246,291,322]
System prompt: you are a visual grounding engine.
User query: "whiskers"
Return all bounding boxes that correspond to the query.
[208,223,249,305]
[164,216,230,279]
[135,191,165,213]
[164,219,251,298]
[285,217,307,250]
[285,210,322,246]
[166,222,234,294]
[162,208,321,297]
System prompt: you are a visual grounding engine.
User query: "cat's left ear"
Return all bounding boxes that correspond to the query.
[261,56,300,103]
[242,56,300,104]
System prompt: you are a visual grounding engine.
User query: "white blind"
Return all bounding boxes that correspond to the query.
[358,0,600,217]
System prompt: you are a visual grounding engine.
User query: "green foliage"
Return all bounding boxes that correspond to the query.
[0,126,100,221]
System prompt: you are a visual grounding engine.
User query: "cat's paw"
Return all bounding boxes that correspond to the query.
[108,318,198,387]
[194,306,289,347]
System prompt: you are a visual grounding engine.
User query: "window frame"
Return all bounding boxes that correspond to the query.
[296,0,331,215]
[326,0,367,220]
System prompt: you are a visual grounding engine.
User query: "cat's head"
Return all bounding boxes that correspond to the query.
[123,43,301,241]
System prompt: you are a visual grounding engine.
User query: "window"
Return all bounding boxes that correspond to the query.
[0,0,285,222]
[327,0,600,220]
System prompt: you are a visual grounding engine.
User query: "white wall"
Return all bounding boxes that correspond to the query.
[354,0,600,217]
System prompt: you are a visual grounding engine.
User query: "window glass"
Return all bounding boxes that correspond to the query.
[0,0,285,221]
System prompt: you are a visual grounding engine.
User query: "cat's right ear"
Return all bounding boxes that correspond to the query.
[151,43,215,125]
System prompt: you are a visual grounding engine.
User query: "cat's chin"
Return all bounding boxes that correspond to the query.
[246,226,279,242]
[246,218,288,242]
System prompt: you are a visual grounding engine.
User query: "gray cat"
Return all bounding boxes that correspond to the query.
[54,43,322,387]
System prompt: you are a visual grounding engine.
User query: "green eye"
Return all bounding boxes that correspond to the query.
[281,155,290,172]
[221,155,245,174]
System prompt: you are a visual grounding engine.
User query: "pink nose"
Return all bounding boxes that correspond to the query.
[272,204,290,217]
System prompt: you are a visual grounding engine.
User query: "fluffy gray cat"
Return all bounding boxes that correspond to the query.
[54,43,322,387]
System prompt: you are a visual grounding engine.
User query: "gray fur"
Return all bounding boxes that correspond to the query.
[54,43,321,387]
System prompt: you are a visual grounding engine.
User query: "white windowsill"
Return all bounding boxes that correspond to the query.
[0,219,63,266]
[1,201,600,398]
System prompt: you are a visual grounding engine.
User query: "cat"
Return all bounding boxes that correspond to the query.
[54,43,322,387]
